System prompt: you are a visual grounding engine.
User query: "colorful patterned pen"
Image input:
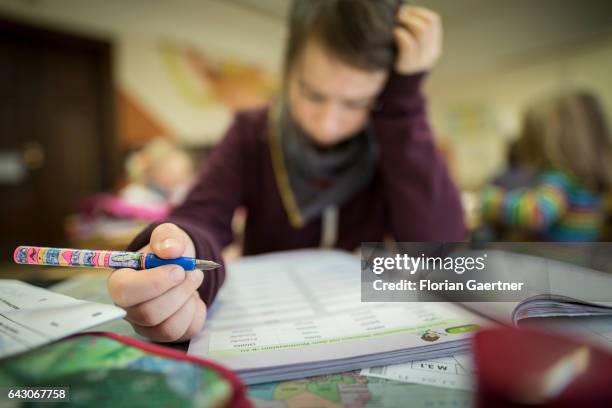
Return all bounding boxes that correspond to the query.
[13,246,221,271]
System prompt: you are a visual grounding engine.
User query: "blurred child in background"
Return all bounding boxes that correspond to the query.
[120,138,194,217]
[67,139,195,249]
[481,91,612,241]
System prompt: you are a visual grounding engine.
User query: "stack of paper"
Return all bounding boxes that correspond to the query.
[0,279,126,358]
[361,352,475,390]
[188,250,488,384]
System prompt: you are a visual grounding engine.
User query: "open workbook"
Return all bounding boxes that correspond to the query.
[188,250,485,384]
[188,249,612,384]
[456,249,612,324]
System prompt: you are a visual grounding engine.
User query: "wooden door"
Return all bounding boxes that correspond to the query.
[0,19,117,259]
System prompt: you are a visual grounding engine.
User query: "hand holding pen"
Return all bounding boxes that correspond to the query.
[15,223,214,343]
[107,223,211,342]
[16,225,217,344]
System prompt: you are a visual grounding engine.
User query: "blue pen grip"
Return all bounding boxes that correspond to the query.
[144,254,196,270]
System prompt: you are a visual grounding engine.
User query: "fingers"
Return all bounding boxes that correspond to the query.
[176,293,207,342]
[124,269,204,326]
[397,6,440,44]
[106,222,202,342]
[133,293,198,342]
[133,292,207,342]
[108,265,186,308]
[399,9,428,38]
[404,6,440,24]
[397,5,440,26]
[394,26,418,58]
[394,6,443,74]
[150,222,189,259]
[108,265,206,342]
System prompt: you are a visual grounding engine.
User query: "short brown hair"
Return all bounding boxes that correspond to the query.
[283,0,402,76]
[516,91,612,192]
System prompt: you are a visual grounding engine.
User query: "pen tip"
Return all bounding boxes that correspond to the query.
[195,260,222,270]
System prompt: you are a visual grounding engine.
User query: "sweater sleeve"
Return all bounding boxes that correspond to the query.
[371,72,466,241]
[126,115,249,306]
[481,171,570,231]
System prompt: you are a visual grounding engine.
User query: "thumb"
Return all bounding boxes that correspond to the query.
[149,223,187,259]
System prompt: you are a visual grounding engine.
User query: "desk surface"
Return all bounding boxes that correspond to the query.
[21,271,612,407]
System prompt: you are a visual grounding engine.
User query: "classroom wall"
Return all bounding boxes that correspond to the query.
[0,0,286,147]
[116,35,278,147]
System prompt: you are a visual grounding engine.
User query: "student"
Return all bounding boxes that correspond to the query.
[108,0,465,342]
[481,91,612,241]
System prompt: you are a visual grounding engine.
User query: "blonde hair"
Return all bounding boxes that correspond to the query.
[125,138,192,185]
[516,91,612,192]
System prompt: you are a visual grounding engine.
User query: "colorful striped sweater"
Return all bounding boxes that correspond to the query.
[481,170,604,241]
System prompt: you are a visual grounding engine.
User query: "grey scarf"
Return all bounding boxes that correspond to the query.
[277,103,378,225]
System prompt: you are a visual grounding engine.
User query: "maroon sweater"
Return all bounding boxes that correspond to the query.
[127,72,466,306]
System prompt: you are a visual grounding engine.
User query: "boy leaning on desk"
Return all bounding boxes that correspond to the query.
[107,0,465,343]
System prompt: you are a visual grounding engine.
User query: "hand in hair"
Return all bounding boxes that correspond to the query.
[394,6,443,74]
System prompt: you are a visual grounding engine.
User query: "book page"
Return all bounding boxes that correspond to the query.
[189,250,487,371]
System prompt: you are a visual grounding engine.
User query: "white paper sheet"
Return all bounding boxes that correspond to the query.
[361,353,475,390]
[0,279,125,357]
